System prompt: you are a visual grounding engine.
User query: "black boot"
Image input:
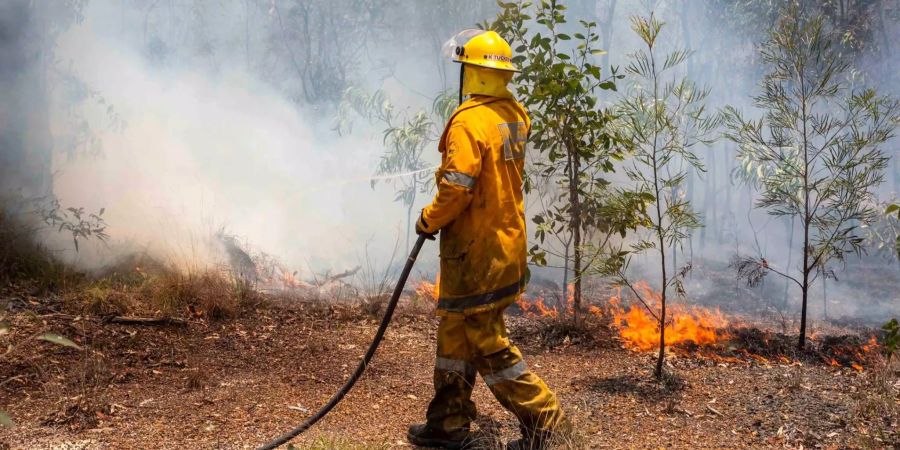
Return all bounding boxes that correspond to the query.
[407,423,473,449]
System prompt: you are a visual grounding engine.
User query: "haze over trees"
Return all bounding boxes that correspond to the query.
[0,0,899,445]
[727,6,900,349]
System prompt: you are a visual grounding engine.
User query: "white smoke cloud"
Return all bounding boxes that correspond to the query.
[46,2,439,275]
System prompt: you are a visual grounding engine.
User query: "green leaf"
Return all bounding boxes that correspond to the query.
[598,81,617,91]
[884,318,899,333]
[883,318,899,358]
[37,333,82,350]
[0,410,12,427]
[590,49,607,56]
[886,204,900,215]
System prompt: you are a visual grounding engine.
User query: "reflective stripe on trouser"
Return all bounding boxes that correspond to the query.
[425,307,564,433]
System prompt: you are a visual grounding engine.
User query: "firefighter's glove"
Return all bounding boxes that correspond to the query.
[415,214,437,241]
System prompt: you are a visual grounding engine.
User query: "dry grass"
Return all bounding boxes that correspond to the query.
[37,341,114,432]
[56,266,260,321]
[0,207,80,292]
[184,368,209,391]
[71,285,137,316]
[293,437,390,450]
[1,199,259,322]
[145,271,255,319]
[461,422,588,450]
[510,313,612,350]
[851,356,900,447]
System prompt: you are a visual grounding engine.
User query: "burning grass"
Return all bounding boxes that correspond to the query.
[725,327,885,370]
[552,281,889,372]
[413,273,439,304]
[514,284,595,321]
[603,282,728,352]
[414,274,886,374]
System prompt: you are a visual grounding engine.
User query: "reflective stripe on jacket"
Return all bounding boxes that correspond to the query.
[418,95,530,315]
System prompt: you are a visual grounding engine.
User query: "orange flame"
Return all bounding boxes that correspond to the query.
[513,284,602,319]
[281,270,302,289]
[609,281,727,352]
[415,273,440,303]
[533,297,559,318]
[860,336,878,353]
[516,295,534,315]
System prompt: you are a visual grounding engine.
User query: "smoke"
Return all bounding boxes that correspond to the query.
[530,0,900,324]
[24,1,468,276]
[1,1,897,321]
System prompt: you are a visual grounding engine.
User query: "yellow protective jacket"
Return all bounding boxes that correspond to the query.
[418,95,530,315]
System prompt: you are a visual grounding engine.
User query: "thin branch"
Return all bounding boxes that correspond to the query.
[618,274,661,323]
[766,263,804,288]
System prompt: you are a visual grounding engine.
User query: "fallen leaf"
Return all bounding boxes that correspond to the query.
[37,333,82,350]
[288,405,310,413]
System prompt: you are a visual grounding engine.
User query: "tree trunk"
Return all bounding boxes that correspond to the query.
[405,195,414,256]
[656,287,667,378]
[799,150,810,349]
[654,179,668,379]
[798,62,811,351]
[562,243,569,311]
[597,0,617,74]
[783,217,794,308]
[569,149,582,323]
[680,1,697,256]
[700,143,716,253]
[0,1,53,198]
[722,146,733,244]
[799,261,809,349]
[672,238,677,282]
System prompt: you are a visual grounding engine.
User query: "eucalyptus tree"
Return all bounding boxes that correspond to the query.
[892,204,900,259]
[876,202,900,263]
[612,14,720,379]
[491,0,641,320]
[725,6,900,349]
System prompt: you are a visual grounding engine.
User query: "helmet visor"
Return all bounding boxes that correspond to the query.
[442,29,487,62]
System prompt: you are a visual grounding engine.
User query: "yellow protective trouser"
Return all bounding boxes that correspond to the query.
[425,307,564,433]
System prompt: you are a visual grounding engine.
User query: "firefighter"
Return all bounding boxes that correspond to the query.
[407,30,566,450]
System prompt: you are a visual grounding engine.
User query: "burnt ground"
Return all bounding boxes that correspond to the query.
[1,291,898,450]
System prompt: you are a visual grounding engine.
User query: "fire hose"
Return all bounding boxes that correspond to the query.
[257,234,429,450]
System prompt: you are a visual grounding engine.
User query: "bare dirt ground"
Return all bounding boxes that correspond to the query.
[1,287,898,450]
